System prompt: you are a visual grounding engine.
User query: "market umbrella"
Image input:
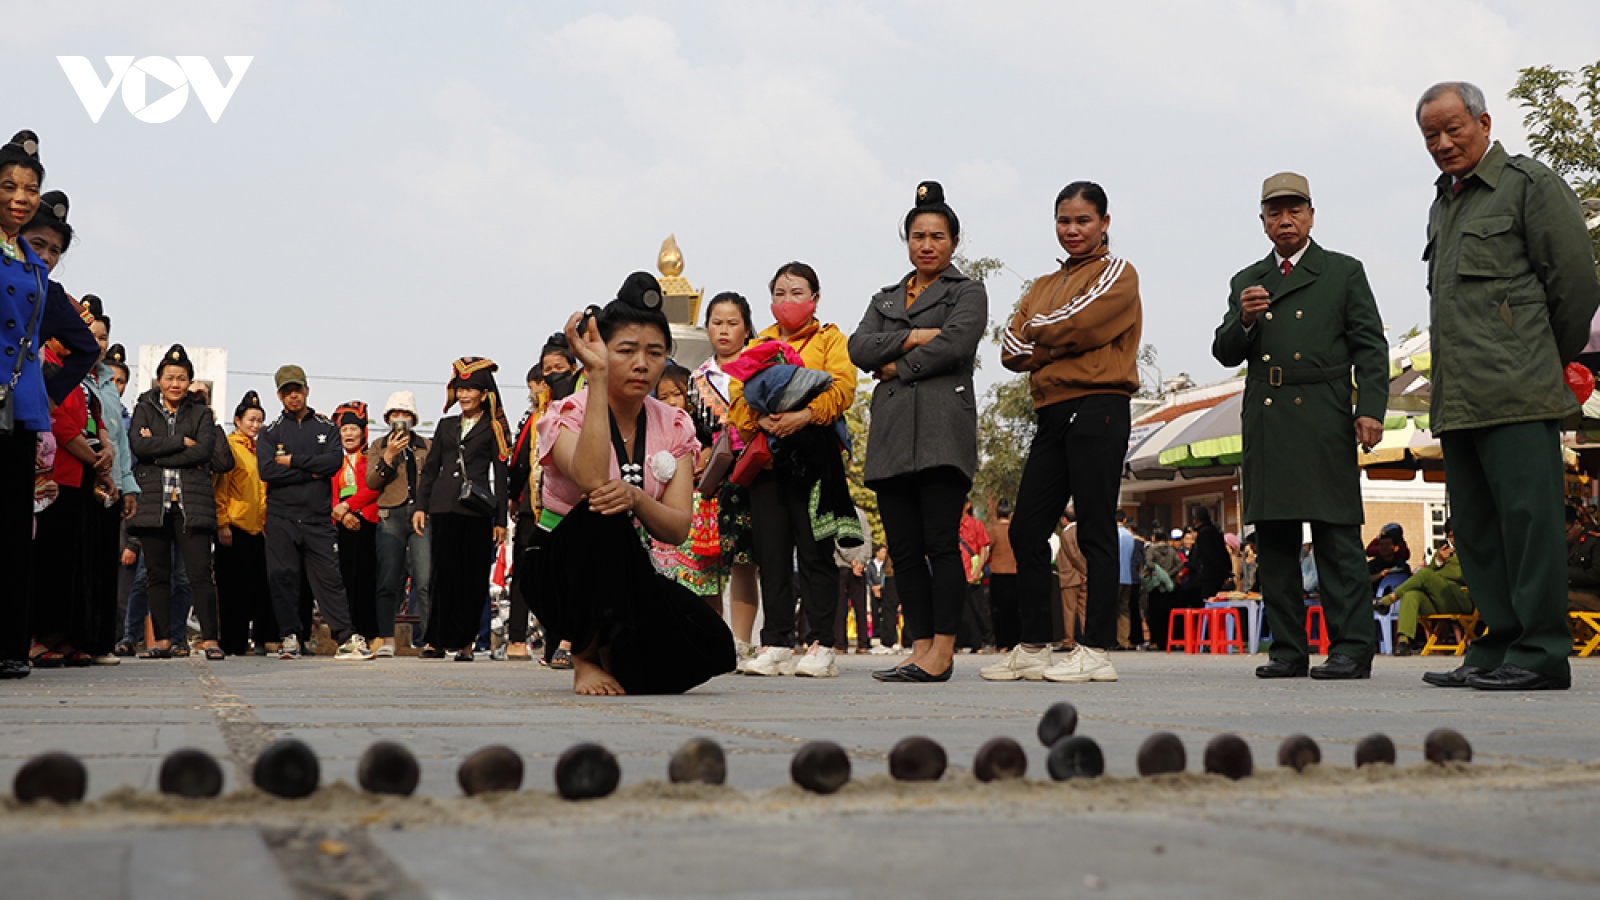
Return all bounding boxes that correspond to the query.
[1158,392,1243,469]
[1125,409,1208,480]
[1358,416,1444,482]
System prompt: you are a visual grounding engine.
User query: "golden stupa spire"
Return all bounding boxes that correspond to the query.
[658,234,684,278]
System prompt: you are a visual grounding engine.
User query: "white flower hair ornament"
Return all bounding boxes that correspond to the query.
[649,450,678,484]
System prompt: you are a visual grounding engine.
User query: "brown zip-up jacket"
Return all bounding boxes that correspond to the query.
[1000,244,1142,409]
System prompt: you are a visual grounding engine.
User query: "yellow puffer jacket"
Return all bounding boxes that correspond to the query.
[214,431,267,535]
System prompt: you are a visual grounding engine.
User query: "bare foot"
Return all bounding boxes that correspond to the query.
[573,656,626,696]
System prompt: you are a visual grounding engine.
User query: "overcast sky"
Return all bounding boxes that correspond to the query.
[13,1,1599,423]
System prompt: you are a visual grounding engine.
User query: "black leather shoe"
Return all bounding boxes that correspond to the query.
[1255,658,1308,679]
[897,663,952,683]
[1421,664,1485,688]
[1465,664,1571,691]
[0,660,31,680]
[1310,654,1371,680]
[871,665,907,682]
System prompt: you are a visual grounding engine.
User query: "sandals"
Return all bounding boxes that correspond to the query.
[550,647,573,670]
[112,640,137,657]
[66,652,93,668]
[28,643,66,668]
[140,645,174,660]
[171,642,191,658]
[455,648,475,662]
[204,646,225,661]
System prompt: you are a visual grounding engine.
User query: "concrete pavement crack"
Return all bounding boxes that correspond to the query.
[188,655,281,783]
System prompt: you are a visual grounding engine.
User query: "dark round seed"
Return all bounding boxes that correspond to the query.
[1136,732,1187,777]
[887,736,947,782]
[668,738,726,786]
[158,748,224,799]
[1203,734,1253,781]
[459,745,524,796]
[973,737,1028,783]
[1037,702,1080,748]
[358,741,421,797]
[1354,734,1397,768]
[1046,735,1104,781]
[1423,728,1472,765]
[554,743,619,801]
[253,739,319,800]
[13,752,87,804]
[791,741,851,794]
[1276,734,1322,773]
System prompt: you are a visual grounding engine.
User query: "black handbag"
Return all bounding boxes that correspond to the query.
[0,264,48,437]
[456,425,497,517]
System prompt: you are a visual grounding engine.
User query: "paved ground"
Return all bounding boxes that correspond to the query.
[3,650,1598,899]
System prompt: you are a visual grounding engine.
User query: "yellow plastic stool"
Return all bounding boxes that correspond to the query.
[1571,611,1600,658]
[1419,612,1481,657]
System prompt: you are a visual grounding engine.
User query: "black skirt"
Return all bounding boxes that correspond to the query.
[536,501,735,695]
[425,512,493,650]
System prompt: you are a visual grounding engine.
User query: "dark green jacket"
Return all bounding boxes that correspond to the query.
[1425,142,1600,433]
[1212,240,1388,525]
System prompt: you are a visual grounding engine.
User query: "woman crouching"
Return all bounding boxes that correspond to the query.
[534,272,736,695]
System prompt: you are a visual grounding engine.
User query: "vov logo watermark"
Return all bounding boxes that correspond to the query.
[58,56,253,123]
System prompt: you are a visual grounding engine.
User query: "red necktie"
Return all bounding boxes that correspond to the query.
[1281,260,1292,276]
[1452,180,1463,195]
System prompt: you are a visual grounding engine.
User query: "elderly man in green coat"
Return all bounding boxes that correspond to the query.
[1213,172,1389,680]
[1416,81,1600,692]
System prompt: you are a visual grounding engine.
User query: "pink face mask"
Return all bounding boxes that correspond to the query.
[771,300,817,333]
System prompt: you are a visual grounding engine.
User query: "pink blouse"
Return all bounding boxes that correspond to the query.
[535,388,700,517]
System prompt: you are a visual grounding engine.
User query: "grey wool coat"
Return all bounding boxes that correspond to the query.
[847,265,988,486]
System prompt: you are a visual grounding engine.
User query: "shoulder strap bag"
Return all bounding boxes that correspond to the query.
[456,424,498,518]
[0,265,49,437]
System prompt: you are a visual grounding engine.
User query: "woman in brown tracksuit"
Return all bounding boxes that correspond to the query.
[984,181,1141,685]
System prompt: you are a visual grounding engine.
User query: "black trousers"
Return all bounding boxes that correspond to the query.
[958,582,995,650]
[0,429,34,662]
[265,514,353,643]
[508,516,537,642]
[339,518,381,639]
[83,499,124,656]
[751,470,839,648]
[871,576,900,646]
[990,573,1020,649]
[834,568,869,651]
[1146,588,1198,649]
[31,484,88,642]
[138,510,219,643]
[425,512,494,650]
[1011,395,1129,649]
[872,466,969,641]
[215,528,275,655]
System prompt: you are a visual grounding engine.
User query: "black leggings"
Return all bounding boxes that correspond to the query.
[872,466,970,641]
[751,470,839,648]
[1010,395,1129,649]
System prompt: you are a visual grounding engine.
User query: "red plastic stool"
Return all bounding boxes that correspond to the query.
[1200,607,1244,654]
[1166,609,1203,654]
[1305,604,1330,654]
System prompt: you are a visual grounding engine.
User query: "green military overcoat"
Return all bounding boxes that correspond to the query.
[1212,240,1388,525]
[1425,142,1600,434]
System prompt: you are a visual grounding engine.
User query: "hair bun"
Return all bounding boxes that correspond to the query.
[616,271,663,311]
[7,130,39,157]
[915,180,945,208]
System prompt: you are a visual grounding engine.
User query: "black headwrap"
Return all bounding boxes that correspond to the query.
[447,357,511,459]
[235,390,264,420]
[0,130,43,178]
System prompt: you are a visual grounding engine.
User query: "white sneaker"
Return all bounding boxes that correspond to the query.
[979,644,1053,681]
[793,643,838,678]
[335,634,376,661]
[1042,645,1119,683]
[743,645,797,676]
[374,642,395,659]
[278,634,300,660]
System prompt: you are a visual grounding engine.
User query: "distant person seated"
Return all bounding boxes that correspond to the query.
[532,273,735,695]
[1367,533,1411,587]
[1375,519,1471,655]
[1365,522,1411,567]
